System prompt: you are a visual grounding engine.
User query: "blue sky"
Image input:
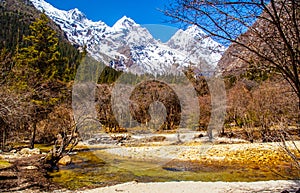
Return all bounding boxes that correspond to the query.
[46,0,179,42]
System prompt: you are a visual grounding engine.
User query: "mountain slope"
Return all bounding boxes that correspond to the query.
[30,0,225,75]
[0,0,83,82]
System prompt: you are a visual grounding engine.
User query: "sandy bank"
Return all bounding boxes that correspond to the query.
[102,141,300,162]
[71,180,300,193]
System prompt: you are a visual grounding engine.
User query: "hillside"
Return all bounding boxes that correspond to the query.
[0,0,82,80]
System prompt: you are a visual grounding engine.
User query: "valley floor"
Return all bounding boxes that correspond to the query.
[2,135,300,192]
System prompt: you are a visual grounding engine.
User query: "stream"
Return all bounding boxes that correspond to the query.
[49,147,292,190]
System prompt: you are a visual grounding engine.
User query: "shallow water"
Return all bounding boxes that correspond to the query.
[49,148,296,190]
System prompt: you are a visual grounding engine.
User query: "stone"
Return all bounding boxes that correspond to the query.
[58,155,72,165]
[19,148,41,155]
[21,165,38,170]
[10,149,17,153]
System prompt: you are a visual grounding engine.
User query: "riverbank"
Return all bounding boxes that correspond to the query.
[68,180,300,193]
[48,139,300,191]
[2,137,300,192]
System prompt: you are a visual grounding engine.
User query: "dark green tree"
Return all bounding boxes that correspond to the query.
[17,13,59,80]
[14,13,64,149]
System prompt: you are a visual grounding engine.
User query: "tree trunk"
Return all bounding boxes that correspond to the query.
[30,123,36,149]
[2,126,6,151]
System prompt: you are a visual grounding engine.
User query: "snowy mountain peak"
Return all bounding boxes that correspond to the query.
[185,25,206,34]
[112,16,138,31]
[67,8,86,22]
[29,0,225,75]
[168,25,207,44]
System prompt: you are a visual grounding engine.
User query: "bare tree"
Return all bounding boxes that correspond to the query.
[0,89,31,150]
[164,0,300,113]
[164,2,300,174]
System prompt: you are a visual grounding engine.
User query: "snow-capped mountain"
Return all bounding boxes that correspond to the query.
[29,0,225,75]
[167,26,224,70]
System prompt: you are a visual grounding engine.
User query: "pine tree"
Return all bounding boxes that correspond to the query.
[13,13,64,149]
[17,13,59,81]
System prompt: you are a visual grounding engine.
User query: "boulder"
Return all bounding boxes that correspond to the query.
[58,155,72,166]
[19,148,41,156]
